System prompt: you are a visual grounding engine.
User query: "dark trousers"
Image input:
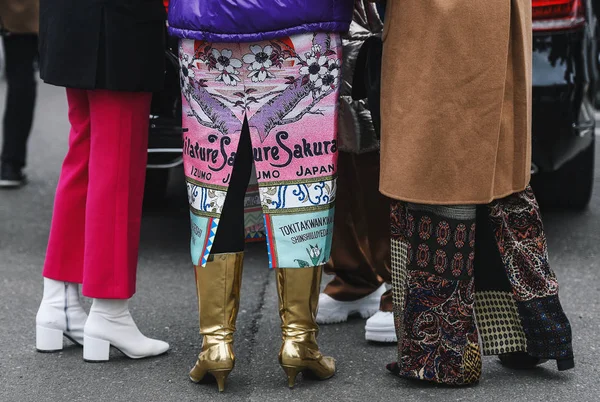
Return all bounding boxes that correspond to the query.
[1,34,38,169]
[210,120,253,254]
[324,151,392,311]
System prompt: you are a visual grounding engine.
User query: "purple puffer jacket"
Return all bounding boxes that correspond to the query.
[168,0,353,43]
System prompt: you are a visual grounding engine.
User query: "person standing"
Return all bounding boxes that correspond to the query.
[168,0,354,391]
[380,0,574,385]
[316,0,395,344]
[35,0,169,361]
[0,0,38,188]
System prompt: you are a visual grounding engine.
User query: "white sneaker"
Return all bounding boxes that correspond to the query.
[83,299,170,362]
[365,311,397,343]
[36,278,88,352]
[316,284,386,324]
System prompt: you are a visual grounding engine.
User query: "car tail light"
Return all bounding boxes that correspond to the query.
[163,0,169,13]
[532,0,585,32]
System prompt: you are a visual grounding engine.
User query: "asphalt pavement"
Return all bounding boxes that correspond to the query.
[1,82,599,402]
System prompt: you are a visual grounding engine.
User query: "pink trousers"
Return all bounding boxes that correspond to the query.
[43,89,151,299]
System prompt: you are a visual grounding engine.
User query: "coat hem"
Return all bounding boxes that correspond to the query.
[40,79,160,93]
[379,183,530,206]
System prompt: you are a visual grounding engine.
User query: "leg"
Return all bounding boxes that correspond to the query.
[474,204,542,368]
[488,185,574,370]
[239,32,341,386]
[277,266,336,388]
[324,151,386,301]
[43,89,91,283]
[81,89,168,361]
[189,121,252,392]
[1,34,37,170]
[320,152,386,323]
[82,89,151,299]
[357,151,395,341]
[389,202,481,386]
[210,120,253,254]
[358,151,393,312]
[37,88,90,351]
[190,252,244,392]
[474,205,528,357]
[178,39,248,391]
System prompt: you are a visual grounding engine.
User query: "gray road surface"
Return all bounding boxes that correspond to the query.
[1,82,599,402]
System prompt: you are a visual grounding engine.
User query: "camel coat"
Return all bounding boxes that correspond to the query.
[0,0,39,34]
[379,0,532,204]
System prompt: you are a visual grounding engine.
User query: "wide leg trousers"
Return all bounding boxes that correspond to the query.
[390,186,574,385]
[42,89,151,299]
[324,151,392,311]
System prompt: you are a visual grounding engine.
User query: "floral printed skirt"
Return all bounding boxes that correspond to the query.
[390,186,574,385]
[179,33,341,268]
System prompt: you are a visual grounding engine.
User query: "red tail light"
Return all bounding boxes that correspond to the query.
[163,0,169,13]
[532,0,585,32]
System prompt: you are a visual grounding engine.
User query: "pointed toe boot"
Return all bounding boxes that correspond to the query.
[277,266,336,388]
[189,252,244,392]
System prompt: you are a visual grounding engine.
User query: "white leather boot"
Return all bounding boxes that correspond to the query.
[36,278,88,351]
[83,299,169,361]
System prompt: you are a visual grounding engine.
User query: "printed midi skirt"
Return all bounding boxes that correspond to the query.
[179,33,342,268]
[390,186,574,385]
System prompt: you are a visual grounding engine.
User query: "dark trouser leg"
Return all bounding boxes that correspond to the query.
[390,202,481,385]
[359,151,393,311]
[1,34,38,169]
[487,185,574,370]
[474,204,528,356]
[324,151,390,307]
[210,120,253,254]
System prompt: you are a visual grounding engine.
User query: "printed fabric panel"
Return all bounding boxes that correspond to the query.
[488,186,574,362]
[475,290,528,356]
[244,168,266,242]
[180,33,342,268]
[473,204,528,356]
[390,201,482,386]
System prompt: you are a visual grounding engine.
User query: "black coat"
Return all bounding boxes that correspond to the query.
[39,0,166,92]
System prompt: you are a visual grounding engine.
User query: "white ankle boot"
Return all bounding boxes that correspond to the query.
[83,299,169,361]
[36,278,88,351]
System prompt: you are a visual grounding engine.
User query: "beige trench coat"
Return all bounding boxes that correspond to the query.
[379,0,532,204]
[0,0,39,34]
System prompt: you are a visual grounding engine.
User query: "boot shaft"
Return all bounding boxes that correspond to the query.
[189,252,244,389]
[89,298,130,316]
[276,266,322,339]
[276,266,336,386]
[195,252,244,340]
[41,277,81,307]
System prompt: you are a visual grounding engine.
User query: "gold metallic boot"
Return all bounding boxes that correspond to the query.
[277,266,336,388]
[189,252,244,392]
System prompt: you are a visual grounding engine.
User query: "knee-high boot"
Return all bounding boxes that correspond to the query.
[189,252,244,392]
[277,266,336,388]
